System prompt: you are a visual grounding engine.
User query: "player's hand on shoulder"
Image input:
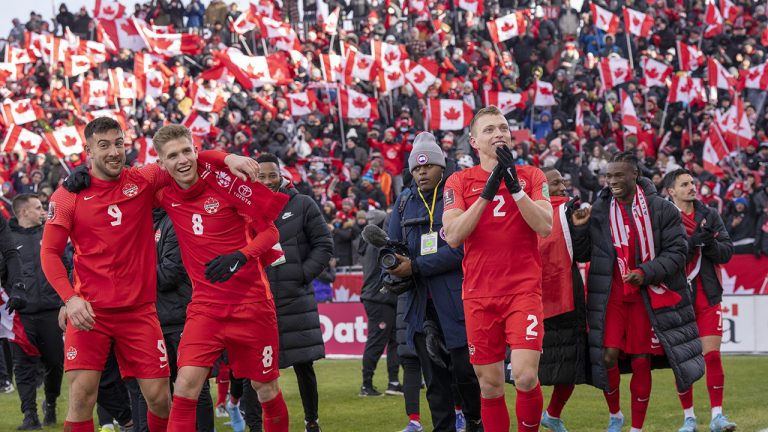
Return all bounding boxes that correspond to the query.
[224,154,260,182]
[205,251,248,283]
[62,164,91,193]
[66,296,96,331]
[572,206,592,226]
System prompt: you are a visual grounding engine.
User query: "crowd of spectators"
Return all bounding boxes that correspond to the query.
[2,0,768,266]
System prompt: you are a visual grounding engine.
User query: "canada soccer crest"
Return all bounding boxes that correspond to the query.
[123,183,139,197]
[204,197,220,214]
[66,346,77,361]
[47,202,56,221]
[216,171,232,188]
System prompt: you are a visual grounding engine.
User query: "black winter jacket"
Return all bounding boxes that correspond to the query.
[685,200,733,306]
[0,214,24,296]
[8,219,65,314]
[571,177,704,391]
[153,209,192,334]
[359,211,397,305]
[266,188,333,368]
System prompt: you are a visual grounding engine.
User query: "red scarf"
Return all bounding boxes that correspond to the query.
[610,185,682,309]
[680,209,702,281]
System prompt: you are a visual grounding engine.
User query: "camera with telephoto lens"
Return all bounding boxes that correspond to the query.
[379,241,414,295]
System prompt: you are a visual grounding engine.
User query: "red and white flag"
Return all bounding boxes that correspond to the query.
[232,5,261,34]
[487,11,527,43]
[403,58,438,96]
[77,40,108,66]
[339,88,379,119]
[702,123,729,176]
[0,290,40,357]
[258,17,301,52]
[623,7,653,38]
[108,68,137,99]
[534,80,556,106]
[373,41,408,69]
[1,99,43,125]
[428,99,474,131]
[720,0,739,22]
[94,0,126,20]
[141,69,170,100]
[677,41,703,71]
[0,63,22,84]
[716,95,753,148]
[598,56,633,89]
[707,58,736,90]
[45,126,85,157]
[135,19,202,56]
[2,125,44,155]
[345,50,379,84]
[320,53,344,82]
[287,92,318,117]
[64,54,91,77]
[135,137,158,164]
[182,111,216,136]
[575,102,585,138]
[98,17,145,52]
[456,0,483,15]
[379,66,405,94]
[82,79,111,107]
[324,7,340,36]
[590,3,620,34]
[744,63,768,90]
[408,0,429,16]
[641,57,672,87]
[668,75,704,104]
[87,110,127,130]
[704,0,723,37]
[215,48,290,89]
[486,91,527,114]
[620,90,639,138]
[190,83,226,113]
[4,47,35,64]
[133,52,168,78]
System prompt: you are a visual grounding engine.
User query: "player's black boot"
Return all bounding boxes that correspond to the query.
[42,400,56,426]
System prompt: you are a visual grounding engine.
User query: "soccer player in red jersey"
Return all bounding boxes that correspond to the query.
[151,125,290,432]
[40,117,258,432]
[664,169,736,432]
[442,106,553,432]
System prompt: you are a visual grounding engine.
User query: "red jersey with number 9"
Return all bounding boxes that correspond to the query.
[46,165,169,309]
[443,164,550,299]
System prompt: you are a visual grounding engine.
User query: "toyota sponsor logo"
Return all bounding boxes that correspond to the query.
[238,185,252,197]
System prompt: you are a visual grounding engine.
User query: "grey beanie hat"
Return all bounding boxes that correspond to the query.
[408,132,446,172]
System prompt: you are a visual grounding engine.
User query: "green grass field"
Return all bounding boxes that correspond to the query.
[0,356,766,432]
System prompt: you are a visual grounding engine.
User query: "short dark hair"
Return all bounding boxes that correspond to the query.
[609,151,639,170]
[12,193,39,217]
[256,153,280,165]
[84,117,122,140]
[662,168,693,191]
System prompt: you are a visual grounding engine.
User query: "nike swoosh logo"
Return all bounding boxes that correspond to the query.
[521,421,538,428]
[160,363,168,369]
[263,368,273,374]
[713,385,724,389]
[636,397,649,402]
[605,388,618,395]
[471,187,482,192]
[16,245,22,249]
[651,345,661,349]
[171,203,182,207]
[281,212,293,220]
[525,336,537,340]
[229,262,239,272]
[84,196,95,200]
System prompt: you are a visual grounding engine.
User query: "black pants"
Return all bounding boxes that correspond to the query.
[240,361,320,430]
[0,338,12,383]
[402,356,422,417]
[361,301,399,387]
[127,331,214,432]
[97,349,133,426]
[10,310,64,414]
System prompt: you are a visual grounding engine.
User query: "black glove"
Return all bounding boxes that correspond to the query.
[205,251,247,283]
[480,165,504,201]
[423,320,449,369]
[495,146,522,194]
[62,164,91,193]
[689,227,716,248]
[5,282,27,313]
[564,196,581,220]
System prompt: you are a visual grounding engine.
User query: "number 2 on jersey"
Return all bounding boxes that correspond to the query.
[107,205,122,226]
[492,195,506,217]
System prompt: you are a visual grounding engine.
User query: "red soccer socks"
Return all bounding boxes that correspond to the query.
[516,384,544,432]
[262,391,289,432]
[630,357,652,430]
[63,419,94,432]
[705,350,725,414]
[480,395,509,432]
[604,365,622,415]
[546,383,575,418]
[167,395,197,432]
[147,410,169,432]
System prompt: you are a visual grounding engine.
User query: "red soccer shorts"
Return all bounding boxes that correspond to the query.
[177,301,280,383]
[603,296,664,356]
[694,286,723,337]
[463,291,543,365]
[64,303,170,379]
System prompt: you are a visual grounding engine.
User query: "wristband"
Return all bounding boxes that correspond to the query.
[512,190,526,201]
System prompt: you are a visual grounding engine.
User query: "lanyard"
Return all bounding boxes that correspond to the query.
[417,179,441,232]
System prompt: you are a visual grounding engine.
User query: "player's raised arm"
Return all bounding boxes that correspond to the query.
[495,145,552,237]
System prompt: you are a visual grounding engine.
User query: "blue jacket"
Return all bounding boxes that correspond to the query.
[387,176,467,350]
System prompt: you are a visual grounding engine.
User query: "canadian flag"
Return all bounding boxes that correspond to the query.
[78,40,108,66]
[134,52,169,79]
[534,80,556,106]
[428,99,474,131]
[190,84,226,113]
[456,0,483,15]
[620,90,639,138]
[98,17,145,52]
[287,92,318,117]
[487,11,527,43]
[677,41,703,71]
[320,54,344,82]
[345,50,379,84]
[590,4,620,34]
[215,48,290,89]
[623,7,653,38]
[4,47,35,64]
[379,66,405,94]
[1,99,43,125]
[704,0,723,37]
[64,54,91,77]
[575,102,585,138]
[95,20,118,53]
[182,111,217,136]
[25,32,51,59]
[641,57,672,87]
[408,0,429,16]
[744,63,768,90]
[373,41,408,69]
[598,56,633,89]
[45,126,85,157]
[94,0,126,20]
[403,58,439,96]
[668,75,704,104]
[324,7,340,36]
[87,110,127,130]
[135,137,158,164]
[135,19,202,56]
[258,17,301,52]
[720,0,739,22]
[141,69,170,100]
[707,58,736,91]
[0,290,40,357]
[0,63,22,84]
[82,79,111,107]
[232,6,260,34]
[339,88,379,120]
[2,125,44,155]
[108,68,137,100]
[717,95,753,148]
[702,123,729,176]
[486,91,527,115]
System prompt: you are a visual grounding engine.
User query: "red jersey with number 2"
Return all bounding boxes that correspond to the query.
[443,165,550,299]
[46,165,169,309]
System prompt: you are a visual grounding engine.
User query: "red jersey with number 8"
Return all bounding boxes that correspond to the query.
[443,165,550,299]
[46,165,169,309]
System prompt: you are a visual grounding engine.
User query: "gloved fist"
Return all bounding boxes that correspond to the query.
[423,320,449,369]
[205,251,247,283]
[689,227,715,248]
[495,146,522,194]
[5,296,27,313]
[63,164,91,193]
[480,165,504,201]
